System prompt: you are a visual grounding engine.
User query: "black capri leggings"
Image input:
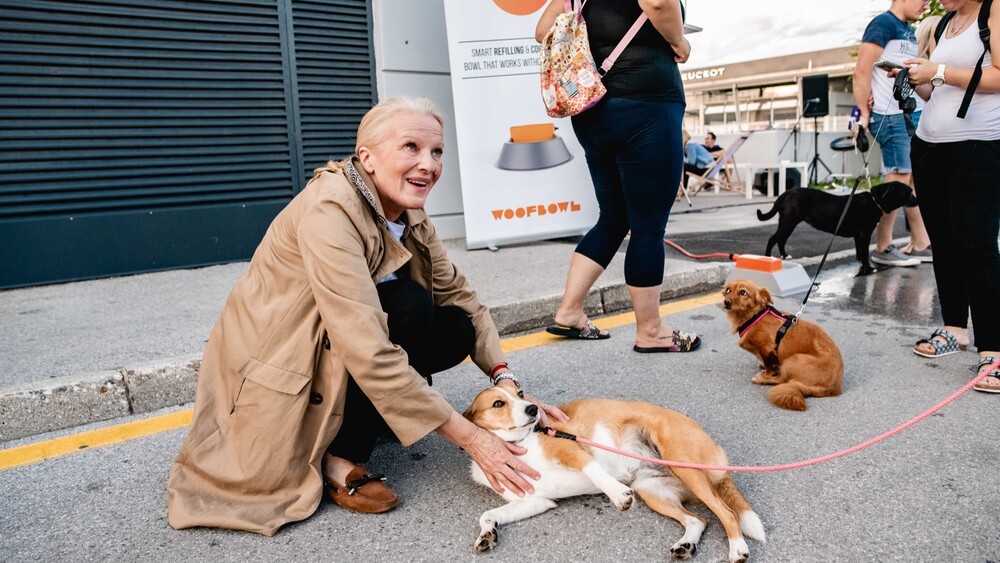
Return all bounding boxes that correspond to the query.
[570,96,685,287]
[326,278,476,463]
[911,137,1000,351]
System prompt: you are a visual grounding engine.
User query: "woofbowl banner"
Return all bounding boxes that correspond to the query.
[443,0,598,249]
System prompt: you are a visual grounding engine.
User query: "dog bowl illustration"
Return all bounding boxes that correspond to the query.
[496,123,573,171]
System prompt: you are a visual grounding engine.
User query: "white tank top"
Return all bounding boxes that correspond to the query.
[917,20,1000,142]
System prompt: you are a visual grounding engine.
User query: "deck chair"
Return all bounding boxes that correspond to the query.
[687,133,750,196]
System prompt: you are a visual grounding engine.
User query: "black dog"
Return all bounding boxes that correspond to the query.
[756,181,914,275]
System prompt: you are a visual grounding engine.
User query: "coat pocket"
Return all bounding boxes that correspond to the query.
[239,358,310,395]
[182,359,314,495]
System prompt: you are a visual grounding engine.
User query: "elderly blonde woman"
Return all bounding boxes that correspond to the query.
[167,97,566,535]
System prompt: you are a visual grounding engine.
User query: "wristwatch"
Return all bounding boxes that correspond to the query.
[491,370,520,389]
[931,64,946,88]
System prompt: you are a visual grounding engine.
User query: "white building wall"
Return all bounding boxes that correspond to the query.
[373,0,465,239]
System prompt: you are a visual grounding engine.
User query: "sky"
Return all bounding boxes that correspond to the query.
[680,0,886,69]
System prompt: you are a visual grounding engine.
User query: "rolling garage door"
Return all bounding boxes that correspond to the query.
[0,0,375,288]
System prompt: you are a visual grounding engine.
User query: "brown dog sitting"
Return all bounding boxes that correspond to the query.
[722,280,843,411]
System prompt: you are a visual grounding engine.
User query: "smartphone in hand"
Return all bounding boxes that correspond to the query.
[873,60,904,72]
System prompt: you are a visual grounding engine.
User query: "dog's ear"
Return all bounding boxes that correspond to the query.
[757,286,773,305]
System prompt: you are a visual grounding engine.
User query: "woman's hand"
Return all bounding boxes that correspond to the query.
[463,424,540,496]
[435,411,539,496]
[523,392,569,428]
[535,0,565,43]
[902,58,935,86]
[493,379,569,428]
[671,37,691,64]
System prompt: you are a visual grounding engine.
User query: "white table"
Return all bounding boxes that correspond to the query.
[740,161,809,199]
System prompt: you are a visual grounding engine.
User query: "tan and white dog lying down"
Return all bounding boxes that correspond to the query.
[463,387,766,563]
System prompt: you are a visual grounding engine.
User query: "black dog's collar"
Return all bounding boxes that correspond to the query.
[536,425,577,441]
[870,189,887,214]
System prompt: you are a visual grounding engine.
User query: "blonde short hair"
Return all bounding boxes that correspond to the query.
[316,97,445,176]
[915,15,942,59]
[355,97,444,153]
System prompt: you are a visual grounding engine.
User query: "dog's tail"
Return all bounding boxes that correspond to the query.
[767,381,813,411]
[756,197,781,221]
[716,475,767,543]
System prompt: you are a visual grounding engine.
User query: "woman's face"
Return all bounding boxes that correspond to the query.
[938,0,974,11]
[358,111,444,222]
[902,0,931,19]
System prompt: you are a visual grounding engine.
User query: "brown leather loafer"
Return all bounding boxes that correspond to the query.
[325,466,398,514]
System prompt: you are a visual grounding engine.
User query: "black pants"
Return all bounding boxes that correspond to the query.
[683,162,708,188]
[326,278,476,463]
[911,137,1000,351]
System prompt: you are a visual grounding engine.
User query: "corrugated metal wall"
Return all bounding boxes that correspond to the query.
[0,0,376,289]
[292,0,376,177]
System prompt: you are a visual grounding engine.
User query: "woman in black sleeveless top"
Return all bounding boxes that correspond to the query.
[537,0,700,353]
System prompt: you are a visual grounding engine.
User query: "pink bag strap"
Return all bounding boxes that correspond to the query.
[561,0,648,77]
[599,12,648,75]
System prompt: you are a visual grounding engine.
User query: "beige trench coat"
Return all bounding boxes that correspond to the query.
[167,158,505,535]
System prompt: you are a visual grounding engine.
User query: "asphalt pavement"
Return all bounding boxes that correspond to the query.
[6,190,994,562]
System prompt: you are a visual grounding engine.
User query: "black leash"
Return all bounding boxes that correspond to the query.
[790,81,900,320]
[796,175,864,310]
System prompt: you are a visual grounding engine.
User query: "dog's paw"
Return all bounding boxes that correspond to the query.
[728,537,750,563]
[751,370,777,385]
[670,541,697,559]
[856,265,876,276]
[609,486,634,511]
[474,521,498,553]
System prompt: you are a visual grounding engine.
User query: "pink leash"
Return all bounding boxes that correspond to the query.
[543,361,997,473]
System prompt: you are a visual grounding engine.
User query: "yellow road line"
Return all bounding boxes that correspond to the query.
[0,409,192,472]
[0,292,719,472]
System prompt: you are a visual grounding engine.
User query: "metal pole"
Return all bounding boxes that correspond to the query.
[732,83,741,130]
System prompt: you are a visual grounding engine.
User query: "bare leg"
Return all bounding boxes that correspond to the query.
[902,206,931,251]
[894,173,931,251]
[875,172,910,251]
[878,172,932,252]
[977,351,1000,393]
[914,325,970,356]
[629,284,694,348]
[553,252,605,328]
[874,208,897,252]
[323,453,356,485]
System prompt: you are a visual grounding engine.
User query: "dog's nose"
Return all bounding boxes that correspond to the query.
[723,299,732,308]
[525,404,538,417]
